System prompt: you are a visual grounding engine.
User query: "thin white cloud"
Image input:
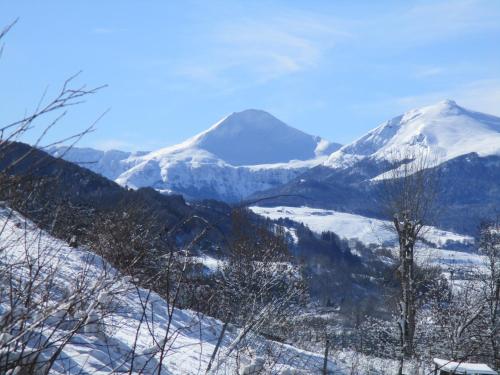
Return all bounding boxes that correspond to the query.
[219,21,320,77]
[449,79,500,116]
[348,0,500,50]
[173,12,349,89]
[170,0,499,90]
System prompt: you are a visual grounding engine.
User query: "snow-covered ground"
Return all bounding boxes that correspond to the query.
[252,206,395,245]
[250,206,472,247]
[0,207,342,374]
[114,152,319,202]
[332,349,433,375]
[250,206,483,270]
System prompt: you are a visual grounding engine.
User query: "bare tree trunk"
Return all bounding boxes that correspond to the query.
[394,215,418,360]
[323,338,329,375]
[205,319,230,374]
[397,355,404,375]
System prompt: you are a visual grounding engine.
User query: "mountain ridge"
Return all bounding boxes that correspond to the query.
[325,100,500,175]
[142,109,340,165]
[49,101,500,214]
[50,109,341,201]
[249,101,500,234]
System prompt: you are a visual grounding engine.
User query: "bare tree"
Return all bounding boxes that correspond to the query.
[0,22,122,374]
[476,219,500,368]
[0,206,127,374]
[379,149,440,374]
[209,209,307,373]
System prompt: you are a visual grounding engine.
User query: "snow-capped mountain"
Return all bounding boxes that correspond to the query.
[326,100,500,173]
[50,101,500,213]
[178,109,338,165]
[51,109,340,202]
[250,101,500,234]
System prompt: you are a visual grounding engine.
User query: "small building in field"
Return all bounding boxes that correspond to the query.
[433,358,498,375]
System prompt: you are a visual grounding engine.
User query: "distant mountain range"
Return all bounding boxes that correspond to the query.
[49,100,500,234]
[251,100,500,234]
[50,109,340,201]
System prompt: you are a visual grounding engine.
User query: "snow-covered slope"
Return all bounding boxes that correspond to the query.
[326,100,500,172]
[52,110,340,201]
[116,110,340,201]
[250,206,483,270]
[48,146,148,180]
[250,206,473,247]
[0,206,341,374]
[115,153,327,201]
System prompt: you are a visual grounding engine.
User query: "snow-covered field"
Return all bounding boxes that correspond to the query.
[250,206,472,247]
[252,206,395,245]
[250,206,484,270]
[0,207,342,374]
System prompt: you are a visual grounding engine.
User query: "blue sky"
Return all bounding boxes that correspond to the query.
[1,0,499,151]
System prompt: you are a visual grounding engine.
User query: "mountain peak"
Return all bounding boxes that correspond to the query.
[190,110,337,165]
[206,109,287,135]
[228,108,275,118]
[438,99,457,108]
[110,109,340,201]
[326,101,500,168]
[424,99,462,114]
[400,99,462,122]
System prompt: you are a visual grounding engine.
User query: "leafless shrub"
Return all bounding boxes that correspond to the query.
[0,208,124,374]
